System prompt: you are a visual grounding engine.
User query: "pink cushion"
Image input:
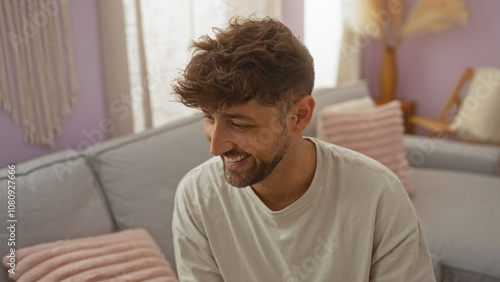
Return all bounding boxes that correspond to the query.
[2,228,178,282]
[320,100,413,195]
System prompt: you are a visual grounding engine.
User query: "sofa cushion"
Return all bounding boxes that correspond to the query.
[411,168,500,282]
[0,150,115,281]
[87,116,212,271]
[449,68,500,145]
[316,96,376,141]
[2,228,178,281]
[320,101,413,195]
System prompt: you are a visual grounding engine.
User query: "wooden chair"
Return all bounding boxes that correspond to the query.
[410,67,475,137]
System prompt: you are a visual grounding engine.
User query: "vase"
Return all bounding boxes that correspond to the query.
[380,46,398,101]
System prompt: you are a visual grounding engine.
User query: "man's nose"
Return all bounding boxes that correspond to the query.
[205,122,232,156]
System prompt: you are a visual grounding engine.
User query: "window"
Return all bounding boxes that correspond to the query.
[304,0,343,88]
[113,0,343,134]
[123,0,226,132]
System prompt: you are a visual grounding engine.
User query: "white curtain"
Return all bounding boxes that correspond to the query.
[336,26,362,84]
[335,0,369,85]
[98,0,281,138]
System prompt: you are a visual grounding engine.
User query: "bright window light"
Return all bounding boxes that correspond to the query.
[304,0,343,88]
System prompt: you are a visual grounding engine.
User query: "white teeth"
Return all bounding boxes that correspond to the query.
[226,154,247,163]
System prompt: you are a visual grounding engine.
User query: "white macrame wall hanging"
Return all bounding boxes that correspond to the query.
[0,0,78,147]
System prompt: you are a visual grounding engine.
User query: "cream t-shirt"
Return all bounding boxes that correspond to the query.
[173,138,435,282]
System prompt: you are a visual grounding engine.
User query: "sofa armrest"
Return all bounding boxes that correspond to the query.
[404,135,500,176]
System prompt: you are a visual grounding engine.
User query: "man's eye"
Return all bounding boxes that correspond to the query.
[231,122,247,129]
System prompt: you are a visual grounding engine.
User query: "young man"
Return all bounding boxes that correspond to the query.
[172,16,435,281]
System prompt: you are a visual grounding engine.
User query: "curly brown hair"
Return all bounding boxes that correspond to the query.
[172,16,315,115]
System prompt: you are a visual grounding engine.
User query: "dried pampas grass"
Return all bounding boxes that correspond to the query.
[343,0,386,38]
[400,0,469,40]
[343,0,469,47]
[389,0,404,38]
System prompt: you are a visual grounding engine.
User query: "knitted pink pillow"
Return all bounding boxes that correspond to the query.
[2,229,178,282]
[320,100,413,196]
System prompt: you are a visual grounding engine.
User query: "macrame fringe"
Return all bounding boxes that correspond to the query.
[0,0,79,147]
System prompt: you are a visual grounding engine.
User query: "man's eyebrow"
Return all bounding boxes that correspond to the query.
[219,113,258,122]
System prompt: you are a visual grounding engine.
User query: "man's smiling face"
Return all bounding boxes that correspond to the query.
[203,100,292,188]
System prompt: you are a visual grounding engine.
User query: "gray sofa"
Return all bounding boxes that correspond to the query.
[1,81,499,282]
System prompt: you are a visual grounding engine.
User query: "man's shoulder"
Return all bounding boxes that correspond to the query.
[312,137,395,176]
[311,137,404,196]
[312,138,418,229]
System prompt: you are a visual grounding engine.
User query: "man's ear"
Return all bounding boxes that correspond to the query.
[290,96,315,134]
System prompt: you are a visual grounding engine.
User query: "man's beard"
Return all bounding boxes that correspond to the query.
[222,134,291,188]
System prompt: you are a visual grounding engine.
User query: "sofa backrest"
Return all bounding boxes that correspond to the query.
[0,150,115,282]
[86,116,212,270]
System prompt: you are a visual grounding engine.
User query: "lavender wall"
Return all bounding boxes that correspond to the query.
[362,0,500,126]
[0,0,106,169]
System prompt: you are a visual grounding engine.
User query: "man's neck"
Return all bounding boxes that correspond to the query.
[251,138,317,211]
